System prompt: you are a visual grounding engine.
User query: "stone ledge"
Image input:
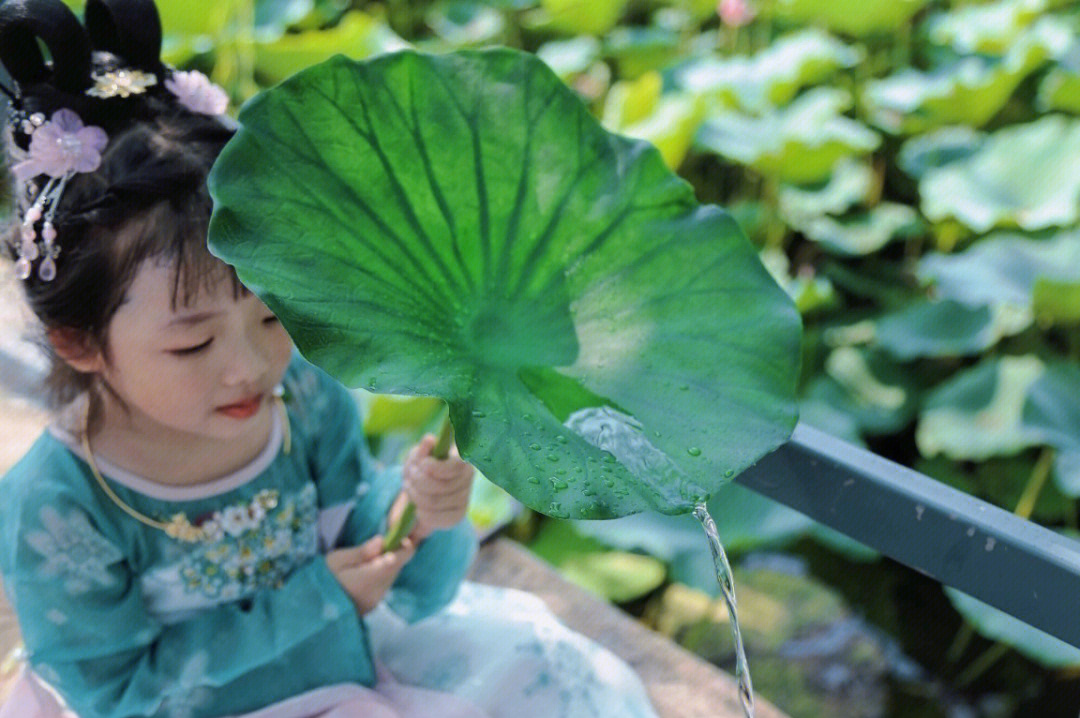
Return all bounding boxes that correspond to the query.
[468,537,787,718]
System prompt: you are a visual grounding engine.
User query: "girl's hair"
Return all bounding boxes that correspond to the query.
[0,0,239,422]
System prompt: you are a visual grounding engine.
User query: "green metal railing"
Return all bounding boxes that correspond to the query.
[736,423,1080,649]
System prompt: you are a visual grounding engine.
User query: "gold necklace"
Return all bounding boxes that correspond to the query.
[80,392,291,543]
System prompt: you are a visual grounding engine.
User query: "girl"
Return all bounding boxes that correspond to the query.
[0,1,660,717]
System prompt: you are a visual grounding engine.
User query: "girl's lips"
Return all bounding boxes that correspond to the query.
[216,394,263,419]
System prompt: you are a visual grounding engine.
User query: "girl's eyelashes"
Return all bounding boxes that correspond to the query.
[169,317,276,356]
[169,338,213,356]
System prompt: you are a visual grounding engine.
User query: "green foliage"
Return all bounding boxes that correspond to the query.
[170,0,1080,702]
[208,50,801,520]
[946,587,1080,667]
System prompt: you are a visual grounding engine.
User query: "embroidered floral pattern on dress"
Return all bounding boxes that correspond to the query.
[24,505,123,595]
[154,652,213,718]
[177,485,318,600]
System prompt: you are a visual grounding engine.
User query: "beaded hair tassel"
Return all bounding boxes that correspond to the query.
[9,107,108,282]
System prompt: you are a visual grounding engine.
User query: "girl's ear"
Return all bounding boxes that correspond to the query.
[47,327,105,374]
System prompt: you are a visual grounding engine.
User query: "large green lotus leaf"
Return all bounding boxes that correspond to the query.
[916,356,1045,461]
[920,115,1080,232]
[668,29,863,114]
[862,24,1068,135]
[763,0,930,37]
[923,0,1048,55]
[1023,363,1080,496]
[919,229,1080,333]
[696,88,880,184]
[777,159,875,223]
[946,583,1080,668]
[254,12,409,84]
[794,203,923,256]
[208,50,801,519]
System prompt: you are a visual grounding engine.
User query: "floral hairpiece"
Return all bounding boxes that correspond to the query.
[10,109,107,282]
[164,70,229,116]
[86,67,158,99]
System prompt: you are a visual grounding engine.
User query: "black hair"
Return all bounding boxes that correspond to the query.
[0,0,240,426]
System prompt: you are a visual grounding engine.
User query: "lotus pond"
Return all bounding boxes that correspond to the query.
[18,0,1080,715]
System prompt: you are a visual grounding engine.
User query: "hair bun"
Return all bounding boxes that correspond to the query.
[84,0,163,75]
[0,0,91,94]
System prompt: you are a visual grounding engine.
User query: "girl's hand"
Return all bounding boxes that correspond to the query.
[325,535,416,615]
[397,433,476,542]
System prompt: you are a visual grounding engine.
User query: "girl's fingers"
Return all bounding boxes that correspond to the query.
[326,535,384,571]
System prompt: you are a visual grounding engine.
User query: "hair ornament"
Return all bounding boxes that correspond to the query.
[86,66,157,98]
[11,108,108,282]
[164,70,228,116]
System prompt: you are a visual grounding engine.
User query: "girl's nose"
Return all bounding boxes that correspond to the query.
[222,332,271,387]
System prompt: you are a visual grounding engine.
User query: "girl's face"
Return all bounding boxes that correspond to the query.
[98,259,294,443]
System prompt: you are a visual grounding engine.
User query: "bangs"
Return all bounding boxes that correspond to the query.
[107,193,246,314]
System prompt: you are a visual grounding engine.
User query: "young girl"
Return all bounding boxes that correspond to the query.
[0,1,660,717]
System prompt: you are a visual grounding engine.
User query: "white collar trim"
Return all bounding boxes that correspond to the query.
[48,408,283,502]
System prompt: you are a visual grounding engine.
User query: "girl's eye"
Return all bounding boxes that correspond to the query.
[170,338,213,356]
[263,316,279,325]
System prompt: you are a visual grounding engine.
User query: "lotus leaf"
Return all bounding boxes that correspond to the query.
[916,356,1044,461]
[1038,66,1080,113]
[1037,39,1080,113]
[604,26,682,79]
[873,300,1017,360]
[760,248,838,315]
[924,0,1048,55]
[946,584,1080,668]
[696,88,880,184]
[1023,364,1080,496]
[254,0,314,37]
[919,229,1080,332]
[572,481,815,565]
[426,2,506,46]
[602,73,706,169]
[668,28,863,113]
[863,22,1069,134]
[528,519,666,602]
[208,50,801,519]
[777,159,875,223]
[540,0,627,36]
[794,203,922,256]
[805,347,922,436]
[254,11,408,84]
[896,126,984,180]
[919,116,1080,232]
[535,36,602,80]
[764,0,930,37]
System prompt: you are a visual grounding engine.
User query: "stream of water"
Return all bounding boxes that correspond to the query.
[694,503,755,718]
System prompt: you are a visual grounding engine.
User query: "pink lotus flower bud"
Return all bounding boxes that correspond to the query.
[718,0,756,27]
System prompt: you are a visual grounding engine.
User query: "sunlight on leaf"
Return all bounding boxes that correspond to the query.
[208,49,801,518]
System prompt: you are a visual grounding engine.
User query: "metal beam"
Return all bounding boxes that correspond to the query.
[736,422,1080,649]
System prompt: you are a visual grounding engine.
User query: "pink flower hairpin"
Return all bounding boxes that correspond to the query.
[11,109,108,282]
[164,70,229,116]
